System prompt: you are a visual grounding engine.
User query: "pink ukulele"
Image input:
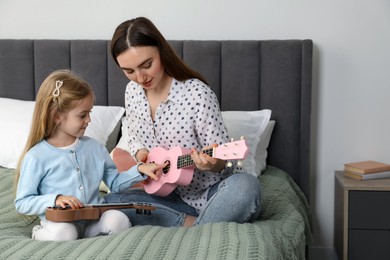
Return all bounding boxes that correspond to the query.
[144,139,248,196]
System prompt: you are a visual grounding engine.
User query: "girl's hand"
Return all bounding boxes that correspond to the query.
[136,148,149,163]
[138,161,168,181]
[191,144,225,172]
[55,195,83,209]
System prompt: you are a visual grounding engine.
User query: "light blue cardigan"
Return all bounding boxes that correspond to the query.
[14,136,145,220]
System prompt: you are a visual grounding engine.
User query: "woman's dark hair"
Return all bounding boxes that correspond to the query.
[111,17,208,84]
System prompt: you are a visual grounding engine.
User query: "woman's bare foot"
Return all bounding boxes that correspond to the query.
[183,215,197,227]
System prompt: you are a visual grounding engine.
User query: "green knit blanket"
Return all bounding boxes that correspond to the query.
[0,166,311,260]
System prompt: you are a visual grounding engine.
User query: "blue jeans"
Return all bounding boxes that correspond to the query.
[104,173,262,227]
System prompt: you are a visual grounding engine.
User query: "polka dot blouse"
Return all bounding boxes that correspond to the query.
[124,78,234,212]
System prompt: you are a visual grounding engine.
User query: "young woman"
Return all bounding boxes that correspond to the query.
[105,17,262,226]
[14,70,165,241]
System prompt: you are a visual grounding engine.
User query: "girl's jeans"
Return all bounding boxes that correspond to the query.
[104,173,262,227]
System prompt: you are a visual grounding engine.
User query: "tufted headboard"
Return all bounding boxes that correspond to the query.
[0,39,313,200]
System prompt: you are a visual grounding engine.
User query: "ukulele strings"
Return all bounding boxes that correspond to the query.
[176,148,213,169]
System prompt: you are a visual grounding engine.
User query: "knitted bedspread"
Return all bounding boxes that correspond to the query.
[0,166,311,260]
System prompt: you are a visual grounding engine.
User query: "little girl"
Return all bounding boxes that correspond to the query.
[14,69,164,241]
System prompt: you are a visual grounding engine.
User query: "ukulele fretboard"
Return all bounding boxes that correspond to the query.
[177,148,213,169]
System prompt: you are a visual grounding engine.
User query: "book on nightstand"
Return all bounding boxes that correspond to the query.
[344,160,390,174]
[344,170,390,180]
[343,160,390,180]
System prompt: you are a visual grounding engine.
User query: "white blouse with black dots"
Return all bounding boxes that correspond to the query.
[124,78,235,212]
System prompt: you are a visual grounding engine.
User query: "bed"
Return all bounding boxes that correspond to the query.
[0,39,313,259]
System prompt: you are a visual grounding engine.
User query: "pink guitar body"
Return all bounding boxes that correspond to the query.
[143,140,248,197]
[144,146,195,196]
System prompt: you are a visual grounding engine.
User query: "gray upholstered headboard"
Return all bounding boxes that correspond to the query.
[0,39,313,200]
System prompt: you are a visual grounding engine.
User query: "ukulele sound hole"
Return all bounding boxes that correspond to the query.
[162,160,170,174]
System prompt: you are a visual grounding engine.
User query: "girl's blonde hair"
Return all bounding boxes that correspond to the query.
[14,70,94,187]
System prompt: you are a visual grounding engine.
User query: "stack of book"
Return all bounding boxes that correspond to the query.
[344,160,390,180]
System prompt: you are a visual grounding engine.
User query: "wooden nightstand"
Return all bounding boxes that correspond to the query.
[334,171,390,260]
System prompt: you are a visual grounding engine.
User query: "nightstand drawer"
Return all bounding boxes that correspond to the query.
[349,190,390,229]
[349,229,390,260]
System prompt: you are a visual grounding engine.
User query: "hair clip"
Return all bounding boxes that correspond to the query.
[52,80,63,101]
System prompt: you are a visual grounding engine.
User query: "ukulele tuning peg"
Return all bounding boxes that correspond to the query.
[144,210,152,216]
[227,161,233,168]
[231,138,234,142]
[240,136,244,140]
[136,209,142,215]
[237,160,242,167]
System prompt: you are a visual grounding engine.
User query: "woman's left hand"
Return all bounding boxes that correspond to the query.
[191,144,225,173]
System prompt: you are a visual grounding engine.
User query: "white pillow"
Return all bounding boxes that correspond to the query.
[222,110,272,177]
[0,97,125,168]
[0,98,35,169]
[255,120,275,174]
[84,106,125,147]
